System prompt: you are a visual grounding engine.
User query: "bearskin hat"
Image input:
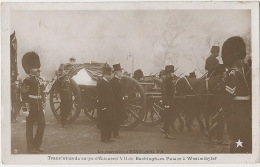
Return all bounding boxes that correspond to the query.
[133,69,144,79]
[222,36,246,67]
[22,52,41,74]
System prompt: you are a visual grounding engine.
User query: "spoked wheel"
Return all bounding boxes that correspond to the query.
[120,76,146,130]
[49,78,82,124]
[141,78,165,126]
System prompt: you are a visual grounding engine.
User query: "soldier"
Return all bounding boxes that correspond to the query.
[221,36,252,153]
[21,52,46,153]
[97,65,115,142]
[159,65,176,139]
[111,64,125,138]
[55,66,73,128]
[205,46,220,77]
[207,64,227,145]
[133,69,144,81]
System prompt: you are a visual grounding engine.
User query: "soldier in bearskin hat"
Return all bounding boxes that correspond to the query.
[221,36,252,153]
[205,46,220,77]
[97,65,115,142]
[159,65,176,139]
[21,52,46,153]
[133,69,144,81]
[110,64,125,138]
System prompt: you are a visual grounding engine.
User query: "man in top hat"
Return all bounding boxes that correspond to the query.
[97,65,115,142]
[110,64,125,138]
[21,52,46,153]
[221,36,252,153]
[205,46,220,77]
[133,69,144,81]
[55,66,73,128]
[160,65,176,139]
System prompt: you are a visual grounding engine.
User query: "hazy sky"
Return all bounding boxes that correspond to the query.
[11,10,250,79]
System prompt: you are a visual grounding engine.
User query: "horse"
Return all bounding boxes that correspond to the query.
[174,70,226,132]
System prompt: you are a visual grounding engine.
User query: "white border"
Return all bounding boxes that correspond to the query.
[1,2,259,164]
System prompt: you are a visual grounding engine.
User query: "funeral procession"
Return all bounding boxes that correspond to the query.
[10,10,252,154]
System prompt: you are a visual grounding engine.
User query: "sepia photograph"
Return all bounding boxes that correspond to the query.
[1,1,259,164]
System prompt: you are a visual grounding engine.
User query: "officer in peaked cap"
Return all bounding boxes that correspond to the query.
[110,64,125,138]
[21,52,46,153]
[221,36,251,153]
[133,69,144,81]
[205,46,220,77]
[159,65,176,139]
[97,65,115,142]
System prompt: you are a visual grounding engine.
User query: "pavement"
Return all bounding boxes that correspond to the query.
[11,101,229,154]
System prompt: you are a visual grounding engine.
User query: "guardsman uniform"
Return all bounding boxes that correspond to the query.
[205,46,220,77]
[221,36,252,153]
[110,64,125,137]
[97,66,115,142]
[160,65,176,139]
[21,52,46,153]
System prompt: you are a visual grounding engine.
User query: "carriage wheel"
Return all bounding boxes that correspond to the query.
[141,79,164,126]
[49,78,82,124]
[120,76,146,130]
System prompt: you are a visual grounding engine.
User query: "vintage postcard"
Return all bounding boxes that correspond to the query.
[1,1,259,164]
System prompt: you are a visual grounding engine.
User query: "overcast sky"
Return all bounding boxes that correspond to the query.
[11,10,250,79]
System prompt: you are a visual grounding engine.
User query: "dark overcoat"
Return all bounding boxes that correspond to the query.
[97,79,115,121]
[110,77,124,120]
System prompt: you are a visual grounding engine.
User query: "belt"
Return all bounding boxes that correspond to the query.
[29,95,42,99]
[233,96,250,101]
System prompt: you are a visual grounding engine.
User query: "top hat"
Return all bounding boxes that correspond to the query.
[113,64,122,72]
[22,52,41,74]
[165,65,174,74]
[222,36,246,67]
[102,66,112,75]
[133,69,144,79]
[189,72,196,78]
[211,46,220,54]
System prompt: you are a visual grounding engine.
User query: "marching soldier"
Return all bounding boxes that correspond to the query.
[97,65,115,142]
[21,52,46,153]
[221,36,252,153]
[111,64,125,138]
[160,65,176,139]
[205,46,220,77]
[55,66,73,128]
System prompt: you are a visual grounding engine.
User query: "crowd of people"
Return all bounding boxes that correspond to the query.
[15,35,251,154]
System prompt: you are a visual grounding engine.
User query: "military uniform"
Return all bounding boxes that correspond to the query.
[110,64,124,137]
[22,76,46,152]
[221,36,252,153]
[21,52,46,153]
[55,76,73,127]
[97,67,115,142]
